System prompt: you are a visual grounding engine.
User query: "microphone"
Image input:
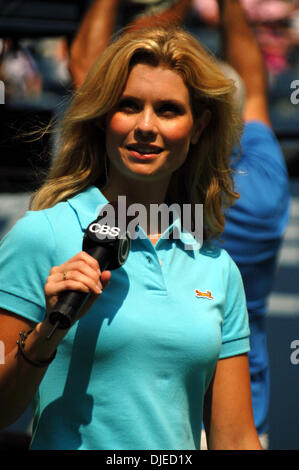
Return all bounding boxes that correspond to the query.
[47,202,131,338]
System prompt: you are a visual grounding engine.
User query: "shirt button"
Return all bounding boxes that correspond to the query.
[146,256,151,263]
[159,259,163,266]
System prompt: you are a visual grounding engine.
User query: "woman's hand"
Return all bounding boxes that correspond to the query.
[44,251,111,323]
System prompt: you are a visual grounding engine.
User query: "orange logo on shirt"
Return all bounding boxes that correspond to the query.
[195,289,214,300]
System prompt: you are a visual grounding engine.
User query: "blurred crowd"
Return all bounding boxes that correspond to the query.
[193,0,299,75]
[0,0,298,108]
[0,36,70,108]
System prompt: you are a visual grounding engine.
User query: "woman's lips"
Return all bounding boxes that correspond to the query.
[126,144,163,160]
[128,150,160,160]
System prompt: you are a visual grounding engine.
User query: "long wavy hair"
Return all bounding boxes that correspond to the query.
[30,25,242,240]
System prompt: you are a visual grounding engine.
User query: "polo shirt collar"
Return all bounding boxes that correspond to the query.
[67,185,202,249]
[67,185,108,231]
[161,208,202,250]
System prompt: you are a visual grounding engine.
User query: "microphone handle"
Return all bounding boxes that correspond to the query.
[48,246,111,333]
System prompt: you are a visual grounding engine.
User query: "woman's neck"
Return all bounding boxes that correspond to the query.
[103,180,167,206]
[101,177,170,236]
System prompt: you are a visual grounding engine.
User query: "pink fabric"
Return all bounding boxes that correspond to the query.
[192,0,295,24]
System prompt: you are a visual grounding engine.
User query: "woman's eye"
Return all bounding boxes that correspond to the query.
[158,104,182,117]
[118,99,139,113]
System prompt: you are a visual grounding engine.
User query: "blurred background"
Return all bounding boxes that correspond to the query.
[0,0,298,450]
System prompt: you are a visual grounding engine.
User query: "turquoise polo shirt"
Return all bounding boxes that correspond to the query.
[0,186,250,450]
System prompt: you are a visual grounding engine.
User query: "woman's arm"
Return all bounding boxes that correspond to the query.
[69,0,120,89]
[0,309,67,429]
[203,353,263,450]
[0,251,110,430]
[217,0,271,126]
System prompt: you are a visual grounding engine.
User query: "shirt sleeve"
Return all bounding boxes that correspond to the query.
[231,121,290,228]
[219,255,250,359]
[223,121,290,264]
[0,210,56,324]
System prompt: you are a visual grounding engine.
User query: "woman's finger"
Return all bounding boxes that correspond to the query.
[100,270,111,289]
[57,259,100,280]
[63,251,100,272]
[46,272,102,294]
[44,252,111,319]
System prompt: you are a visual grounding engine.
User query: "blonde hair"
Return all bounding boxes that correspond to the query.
[30,25,242,240]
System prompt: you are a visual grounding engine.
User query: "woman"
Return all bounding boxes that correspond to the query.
[0,26,262,450]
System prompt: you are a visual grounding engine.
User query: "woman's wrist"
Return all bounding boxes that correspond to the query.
[17,329,57,367]
[20,319,68,365]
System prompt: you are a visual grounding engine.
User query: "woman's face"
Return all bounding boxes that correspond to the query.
[105,63,204,187]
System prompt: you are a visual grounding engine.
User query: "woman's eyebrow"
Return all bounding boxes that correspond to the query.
[119,94,139,100]
[155,99,186,108]
[119,95,186,107]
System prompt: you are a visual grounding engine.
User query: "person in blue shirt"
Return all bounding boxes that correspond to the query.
[0,25,262,450]
[211,0,290,449]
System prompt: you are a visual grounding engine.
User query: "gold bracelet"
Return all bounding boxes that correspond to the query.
[16,329,57,368]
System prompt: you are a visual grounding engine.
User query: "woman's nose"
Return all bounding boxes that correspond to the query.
[134,109,157,141]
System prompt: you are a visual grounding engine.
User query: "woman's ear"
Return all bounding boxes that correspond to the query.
[191,109,211,144]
